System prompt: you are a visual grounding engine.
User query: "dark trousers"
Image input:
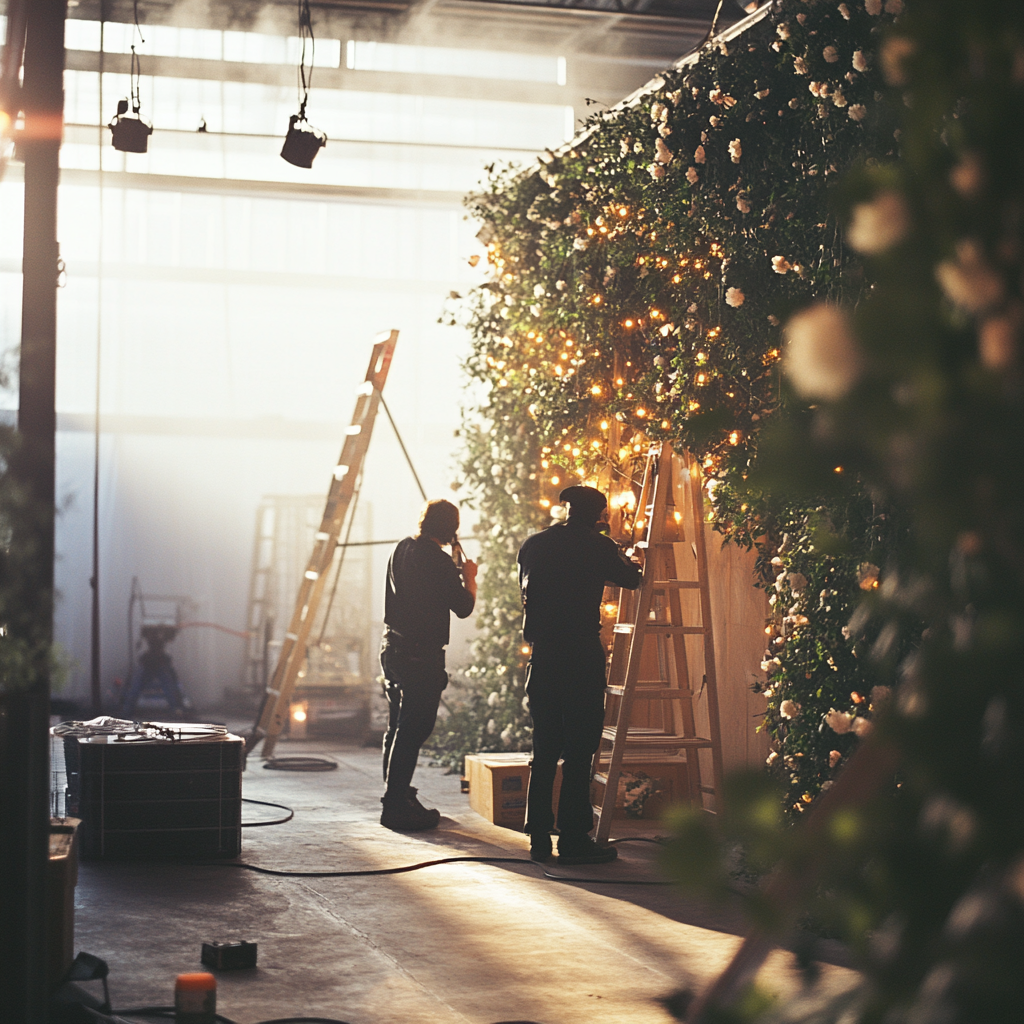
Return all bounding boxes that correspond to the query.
[525,635,607,837]
[380,637,447,799]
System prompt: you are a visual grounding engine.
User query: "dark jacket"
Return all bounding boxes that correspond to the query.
[517,519,642,642]
[384,535,475,648]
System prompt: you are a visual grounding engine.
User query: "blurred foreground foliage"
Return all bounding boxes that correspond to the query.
[661,1,1024,1021]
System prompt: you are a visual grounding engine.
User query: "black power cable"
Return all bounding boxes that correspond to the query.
[241,797,294,827]
[262,756,338,772]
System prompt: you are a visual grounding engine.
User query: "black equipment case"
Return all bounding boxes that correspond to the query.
[64,732,243,860]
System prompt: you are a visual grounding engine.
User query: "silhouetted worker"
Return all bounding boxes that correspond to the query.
[380,499,477,831]
[517,485,641,863]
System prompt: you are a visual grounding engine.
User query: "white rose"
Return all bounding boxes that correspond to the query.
[766,751,779,766]
[487,691,500,707]
[648,163,666,180]
[784,302,865,401]
[726,286,746,307]
[771,255,793,274]
[573,237,589,251]
[852,50,869,72]
[650,101,666,121]
[533,283,546,298]
[794,56,809,74]
[728,138,742,163]
[780,700,802,720]
[686,166,699,185]
[839,4,851,19]
[736,195,751,214]
[935,240,1005,313]
[851,716,873,738]
[865,0,882,14]
[832,89,848,108]
[777,23,791,40]
[555,280,566,291]
[500,728,513,746]
[848,104,868,122]
[823,46,840,64]
[655,137,673,164]
[826,709,855,734]
[847,190,910,254]
[486,718,497,735]
[694,145,706,164]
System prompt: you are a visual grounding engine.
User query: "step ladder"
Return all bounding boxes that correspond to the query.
[593,442,725,841]
[245,330,398,756]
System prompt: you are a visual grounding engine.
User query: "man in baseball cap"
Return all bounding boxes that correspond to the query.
[516,485,641,863]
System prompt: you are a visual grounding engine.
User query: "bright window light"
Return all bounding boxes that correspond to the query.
[346,40,565,85]
[64,19,341,68]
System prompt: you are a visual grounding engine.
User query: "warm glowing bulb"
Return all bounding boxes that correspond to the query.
[521,644,531,654]
[624,319,634,328]
[728,431,741,445]
[615,377,624,386]
[604,602,617,613]
[600,420,609,430]
[834,466,843,474]
[292,708,307,722]
[674,511,682,522]
[540,498,551,508]
[661,419,670,429]
[618,206,628,217]
[591,385,602,395]
[551,476,560,485]
[636,408,646,417]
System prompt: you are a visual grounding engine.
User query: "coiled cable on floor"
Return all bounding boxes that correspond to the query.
[262,756,338,772]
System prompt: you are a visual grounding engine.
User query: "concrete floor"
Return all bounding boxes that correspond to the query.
[66,735,857,1024]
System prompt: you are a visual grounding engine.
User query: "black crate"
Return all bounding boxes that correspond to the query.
[64,734,243,860]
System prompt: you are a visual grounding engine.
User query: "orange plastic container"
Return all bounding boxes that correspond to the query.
[175,972,216,1023]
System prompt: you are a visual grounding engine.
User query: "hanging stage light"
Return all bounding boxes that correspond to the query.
[109,7,151,154]
[281,105,326,168]
[281,0,326,168]
[109,97,152,153]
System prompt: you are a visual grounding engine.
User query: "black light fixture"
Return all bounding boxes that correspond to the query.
[109,97,152,153]
[109,4,151,153]
[281,0,326,168]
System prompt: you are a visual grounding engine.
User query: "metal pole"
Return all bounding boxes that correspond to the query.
[0,2,66,1021]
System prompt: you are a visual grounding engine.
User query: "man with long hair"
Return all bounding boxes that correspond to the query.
[380,499,477,831]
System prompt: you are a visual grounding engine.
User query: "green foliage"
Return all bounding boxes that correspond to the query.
[662,0,1024,1020]
[433,0,906,801]
[0,425,55,694]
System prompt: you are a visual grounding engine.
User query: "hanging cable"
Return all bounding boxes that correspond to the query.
[316,469,363,646]
[378,392,428,501]
[281,0,326,166]
[296,0,314,122]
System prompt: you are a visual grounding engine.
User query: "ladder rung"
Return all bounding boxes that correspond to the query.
[601,727,714,747]
[699,785,715,794]
[593,772,608,786]
[612,623,634,634]
[644,625,705,634]
[652,580,701,588]
[606,685,689,699]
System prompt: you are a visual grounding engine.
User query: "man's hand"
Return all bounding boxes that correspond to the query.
[462,558,479,599]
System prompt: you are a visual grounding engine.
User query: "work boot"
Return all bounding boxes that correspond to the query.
[529,833,553,863]
[406,787,441,827]
[556,834,618,865]
[380,793,439,832]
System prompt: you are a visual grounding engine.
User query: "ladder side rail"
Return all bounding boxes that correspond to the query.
[249,332,397,754]
[595,447,666,842]
[659,446,703,802]
[686,451,725,810]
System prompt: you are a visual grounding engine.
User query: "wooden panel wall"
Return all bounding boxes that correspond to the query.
[671,455,770,776]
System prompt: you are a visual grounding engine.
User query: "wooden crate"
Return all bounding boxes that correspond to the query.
[464,753,561,830]
[594,756,690,820]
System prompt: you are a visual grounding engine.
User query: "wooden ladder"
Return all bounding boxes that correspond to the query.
[593,442,725,841]
[245,330,398,757]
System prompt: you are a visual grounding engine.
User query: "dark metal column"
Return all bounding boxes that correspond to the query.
[0,1,66,1021]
